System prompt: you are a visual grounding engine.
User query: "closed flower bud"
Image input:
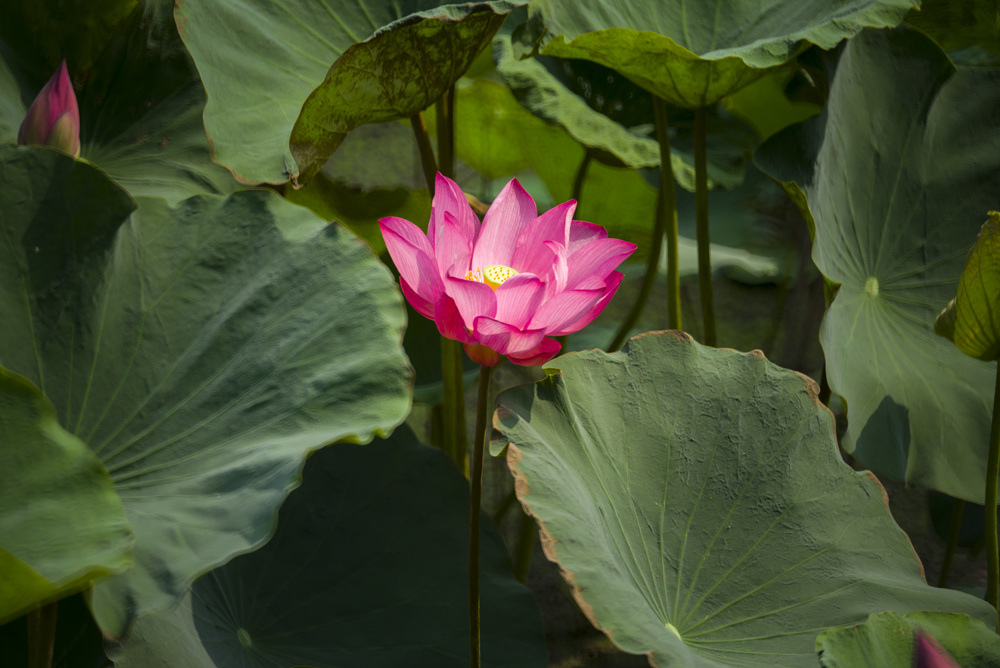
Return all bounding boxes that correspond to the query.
[18,61,80,157]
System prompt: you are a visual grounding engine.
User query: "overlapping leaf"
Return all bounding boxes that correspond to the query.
[0,370,132,623]
[108,427,547,667]
[176,0,523,185]
[494,331,993,666]
[756,26,1000,502]
[522,0,916,107]
[0,145,411,635]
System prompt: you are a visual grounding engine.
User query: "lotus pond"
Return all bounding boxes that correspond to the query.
[4,1,1000,666]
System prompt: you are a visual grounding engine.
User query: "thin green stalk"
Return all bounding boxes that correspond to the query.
[436,86,455,179]
[410,112,437,194]
[694,107,716,347]
[469,364,493,668]
[986,363,1000,629]
[571,150,593,203]
[442,338,468,475]
[939,498,965,588]
[28,602,57,668]
[513,509,536,583]
[608,97,678,351]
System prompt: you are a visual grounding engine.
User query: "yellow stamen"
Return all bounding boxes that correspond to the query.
[464,264,518,291]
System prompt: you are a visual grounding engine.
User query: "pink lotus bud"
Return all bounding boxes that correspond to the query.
[18,61,81,157]
[914,629,959,668]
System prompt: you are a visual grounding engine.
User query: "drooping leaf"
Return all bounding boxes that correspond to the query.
[756,26,1000,503]
[493,331,994,666]
[175,0,523,185]
[816,611,1000,668]
[108,426,547,667]
[0,369,132,624]
[935,212,1000,361]
[521,0,916,108]
[0,145,411,635]
[290,4,517,184]
[493,34,752,191]
[906,0,1000,68]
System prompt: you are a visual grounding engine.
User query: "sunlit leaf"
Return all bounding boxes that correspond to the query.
[494,331,993,665]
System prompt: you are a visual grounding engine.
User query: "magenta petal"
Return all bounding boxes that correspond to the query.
[433,293,474,343]
[915,631,959,668]
[400,277,435,320]
[542,240,569,299]
[529,284,605,333]
[511,200,575,274]
[380,219,443,303]
[553,271,624,336]
[508,337,561,366]
[568,221,607,253]
[474,317,546,356]
[444,275,496,331]
[435,211,474,277]
[495,273,546,329]
[19,60,81,156]
[429,173,479,246]
[464,342,500,367]
[471,178,537,269]
[566,238,638,288]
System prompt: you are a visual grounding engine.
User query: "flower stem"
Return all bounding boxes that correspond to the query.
[608,96,678,351]
[410,111,438,194]
[436,86,455,179]
[694,107,716,347]
[442,338,469,474]
[27,601,57,668]
[986,362,1000,630]
[469,364,492,668]
[939,498,965,588]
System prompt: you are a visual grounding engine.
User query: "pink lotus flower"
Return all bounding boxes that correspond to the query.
[380,174,636,366]
[18,61,81,157]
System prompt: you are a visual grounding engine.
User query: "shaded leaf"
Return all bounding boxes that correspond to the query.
[523,0,915,107]
[494,331,993,666]
[0,369,132,624]
[816,611,1000,668]
[935,212,1000,361]
[108,426,547,667]
[0,145,411,635]
[756,26,1000,503]
[906,0,1000,68]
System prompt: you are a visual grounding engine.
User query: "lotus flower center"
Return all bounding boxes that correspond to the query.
[465,264,518,290]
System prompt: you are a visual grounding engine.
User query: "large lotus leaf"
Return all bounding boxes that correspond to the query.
[175,0,522,185]
[0,44,26,142]
[0,369,133,623]
[493,331,994,666]
[523,0,916,108]
[290,4,516,184]
[755,26,1000,503]
[935,212,1000,361]
[493,34,749,191]
[0,145,411,635]
[108,426,547,667]
[816,611,1000,667]
[721,69,822,142]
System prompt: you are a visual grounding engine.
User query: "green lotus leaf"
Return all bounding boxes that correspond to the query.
[108,426,547,667]
[176,0,523,185]
[935,212,1000,361]
[523,0,916,108]
[493,34,750,190]
[0,145,411,635]
[0,369,132,624]
[290,4,516,185]
[906,0,1000,68]
[755,26,1000,503]
[816,611,1000,668]
[493,331,994,666]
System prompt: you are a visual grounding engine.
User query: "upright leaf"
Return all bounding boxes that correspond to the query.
[0,145,411,635]
[756,26,1000,502]
[494,331,993,666]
